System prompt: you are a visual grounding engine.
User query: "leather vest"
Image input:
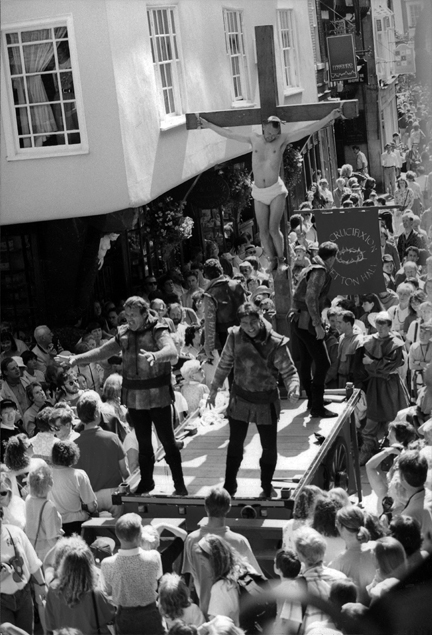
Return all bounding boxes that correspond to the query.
[292,257,333,312]
[205,277,246,332]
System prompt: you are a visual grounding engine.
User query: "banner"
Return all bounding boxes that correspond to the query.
[313,208,386,296]
[327,34,358,81]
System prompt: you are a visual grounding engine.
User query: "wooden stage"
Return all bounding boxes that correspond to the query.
[151,396,351,498]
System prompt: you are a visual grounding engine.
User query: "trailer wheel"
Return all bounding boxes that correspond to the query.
[324,437,349,491]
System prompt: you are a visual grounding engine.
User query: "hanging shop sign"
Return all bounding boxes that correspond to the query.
[394,43,416,75]
[327,34,358,82]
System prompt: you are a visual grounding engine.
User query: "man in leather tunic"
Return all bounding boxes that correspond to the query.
[62,296,187,496]
[290,241,339,418]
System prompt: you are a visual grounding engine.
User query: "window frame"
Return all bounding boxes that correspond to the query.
[147,5,185,127]
[1,15,88,161]
[222,8,251,105]
[407,3,422,28]
[277,8,300,93]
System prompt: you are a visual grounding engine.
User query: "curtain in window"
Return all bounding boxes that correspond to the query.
[22,27,67,144]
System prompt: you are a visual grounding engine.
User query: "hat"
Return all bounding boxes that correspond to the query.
[198,536,212,555]
[252,285,272,301]
[0,399,18,411]
[309,242,319,250]
[12,356,25,368]
[382,254,394,263]
[294,244,307,252]
[267,115,285,124]
[90,538,115,564]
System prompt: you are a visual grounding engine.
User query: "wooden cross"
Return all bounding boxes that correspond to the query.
[186,25,358,337]
[186,25,358,130]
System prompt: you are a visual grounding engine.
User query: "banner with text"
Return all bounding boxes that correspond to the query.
[327,34,358,82]
[314,208,386,296]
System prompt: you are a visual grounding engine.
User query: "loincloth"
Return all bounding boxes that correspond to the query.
[251,176,288,205]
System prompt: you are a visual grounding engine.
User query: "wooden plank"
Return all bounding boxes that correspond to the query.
[255,25,278,122]
[275,100,358,122]
[185,109,262,129]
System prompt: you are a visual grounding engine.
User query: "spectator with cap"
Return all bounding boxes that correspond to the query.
[20,350,46,388]
[0,357,30,418]
[32,325,59,374]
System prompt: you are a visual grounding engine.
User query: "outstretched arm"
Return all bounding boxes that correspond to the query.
[284,108,342,145]
[198,117,252,144]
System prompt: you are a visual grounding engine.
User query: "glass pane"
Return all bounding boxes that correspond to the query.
[6,33,19,44]
[23,42,54,73]
[21,29,51,43]
[52,134,65,145]
[12,77,27,105]
[51,104,64,130]
[54,27,68,39]
[26,73,55,103]
[57,41,71,67]
[30,104,58,133]
[8,47,22,74]
[64,102,79,130]
[163,89,170,114]
[59,72,74,96]
[19,137,32,148]
[15,107,31,135]
[68,132,81,145]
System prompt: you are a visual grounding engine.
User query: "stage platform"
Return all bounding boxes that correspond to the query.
[145,393,359,500]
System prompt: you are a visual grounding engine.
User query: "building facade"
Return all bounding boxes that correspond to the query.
[1,0,343,328]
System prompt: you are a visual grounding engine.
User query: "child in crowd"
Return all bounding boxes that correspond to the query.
[293,244,311,269]
[101,512,164,635]
[180,360,209,413]
[158,573,205,631]
[25,463,63,560]
[274,548,303,634]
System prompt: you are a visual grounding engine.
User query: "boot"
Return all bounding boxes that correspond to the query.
[223,456,243,497]
[135,453,155,494]
[165,452,188,496]
[260,461,277,498]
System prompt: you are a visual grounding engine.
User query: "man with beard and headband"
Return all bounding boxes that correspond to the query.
[208,302,299,499]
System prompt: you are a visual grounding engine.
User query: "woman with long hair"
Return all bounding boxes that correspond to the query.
[45,536,115,634]
[158,572,205,630]
[312,497,345,564]
[283,485,323,549]
[329,506,376,605]
[203,534,251,626]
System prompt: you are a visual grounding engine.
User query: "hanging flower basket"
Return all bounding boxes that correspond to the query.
[283,144,304,190]
[141,196,194,257]
[217,165,253,221]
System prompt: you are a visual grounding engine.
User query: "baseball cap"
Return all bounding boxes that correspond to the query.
[267,115,285,124]
[0,399,18,411]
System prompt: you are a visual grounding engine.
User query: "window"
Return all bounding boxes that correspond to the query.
[408,3,422,27]
[147,7,183,118]
[278,9,299,89]
[2,19,86,158]
[223,10,250,102]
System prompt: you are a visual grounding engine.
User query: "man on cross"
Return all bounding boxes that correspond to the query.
[199,109,341,272]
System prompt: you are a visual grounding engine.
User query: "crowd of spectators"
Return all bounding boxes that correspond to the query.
[1,83,432,635]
